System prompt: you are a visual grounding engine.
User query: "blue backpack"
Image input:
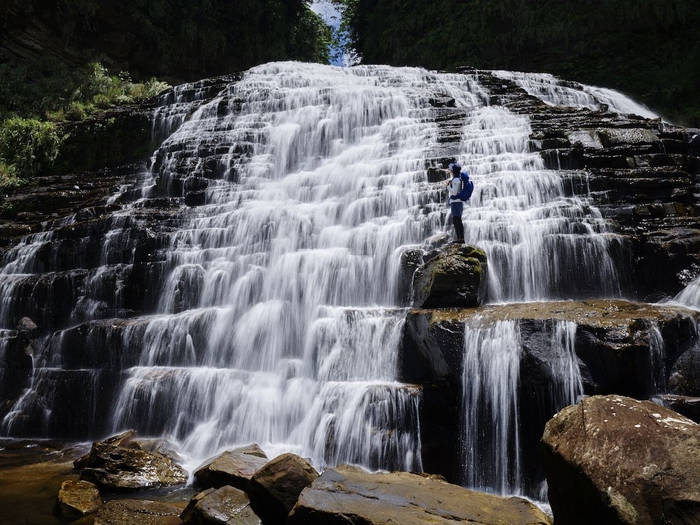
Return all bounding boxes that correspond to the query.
[456,171,474,201]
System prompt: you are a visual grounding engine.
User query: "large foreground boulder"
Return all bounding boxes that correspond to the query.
[180,485,260,525]
[411,243,488,308]
[193,446,269,491]
[288,465,551,525]
[542,395,700,525]
[248,453,319,523]
[74,431,188,490]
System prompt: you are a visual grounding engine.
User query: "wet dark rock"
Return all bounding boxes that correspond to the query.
[75,431,188,490]
[542,395,700,525]
[669,341,700,397]
[247,453,319,523]
[401,299,700,482]
[411,243,488,308]
[181,485,260,525]
[55,109,154,174]
[477,70,700,300]
[16,317,38,335]
[55,479,103,519]
[185,190,207,207]
[426,167,450,183]
[398,248,423,306]
[93,499,183,525]
[288,464,552,525]
[193,447,269,491]
[654,394,700,423]
[0,329,33,414]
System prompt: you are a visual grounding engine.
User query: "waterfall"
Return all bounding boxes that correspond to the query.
[456,104,624,301]
[461,319,522,494]
[0,62,631,481]
[491,70,660,120]
[460,318,582,496]
[672,276,700,309]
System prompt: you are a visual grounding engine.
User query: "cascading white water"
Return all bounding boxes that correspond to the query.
[672,277,700,309]
[0,62,634,485]
[460,318,582,496]
[461,319,522,494]
[112,62,476,471]
[492,70,660,120]
[647,321,667,394]
[457,104,624,301]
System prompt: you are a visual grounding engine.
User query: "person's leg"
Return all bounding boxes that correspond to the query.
[450,202,464,242]
[453,216,464,241]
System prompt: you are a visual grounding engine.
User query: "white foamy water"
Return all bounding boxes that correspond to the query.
[0,62,635,480]
[461,318,582,497]
[492,70,660,120]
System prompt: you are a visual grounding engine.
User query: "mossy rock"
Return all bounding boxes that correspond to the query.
[411,243,488,308]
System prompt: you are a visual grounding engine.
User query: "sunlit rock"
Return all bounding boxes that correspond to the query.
[248,453,319,523]
[75,431,187,490]
[55,479,102,519]
[288,465,552,525]
[193,448,269,491]
[93,499,182,525]
[542,395,700,525]
[181,485,260,525]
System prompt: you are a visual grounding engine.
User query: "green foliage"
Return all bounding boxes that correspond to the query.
[117,0,332,76]
[0,118,63,183]
[335,0,700,125]
[0,61,171,124]
[288,8,334,64]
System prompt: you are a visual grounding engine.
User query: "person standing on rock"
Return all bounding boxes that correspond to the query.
[446,162,471,243]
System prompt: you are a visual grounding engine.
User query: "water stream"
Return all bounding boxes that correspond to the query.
[0,62,650,496]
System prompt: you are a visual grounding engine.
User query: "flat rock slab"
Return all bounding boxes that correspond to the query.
[288,465,551,525]
[93,499,182,525]
[56,479,102,519]
[542,395,700,525]
[417,298,699,328]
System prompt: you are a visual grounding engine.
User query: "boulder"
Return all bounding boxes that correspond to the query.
[181,485,260,525]
[654,394,700,423]
[247,453,319,523]
[93,499,183,525]
[288,464,551,525]
[669,341,700,396]
[75,431,188,490]
[55,479,103,519]
[542,395,700,525]
[193,447,269,491]
[411,243,487,308]
[16,316,38,335]
[401,299,700,484]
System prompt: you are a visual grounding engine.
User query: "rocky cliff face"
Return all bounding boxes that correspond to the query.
[0,64,699,519]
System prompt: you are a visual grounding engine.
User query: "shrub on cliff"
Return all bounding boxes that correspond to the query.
[0,117,62,188]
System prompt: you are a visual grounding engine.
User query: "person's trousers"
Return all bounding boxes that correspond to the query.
[450,201,464,241]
